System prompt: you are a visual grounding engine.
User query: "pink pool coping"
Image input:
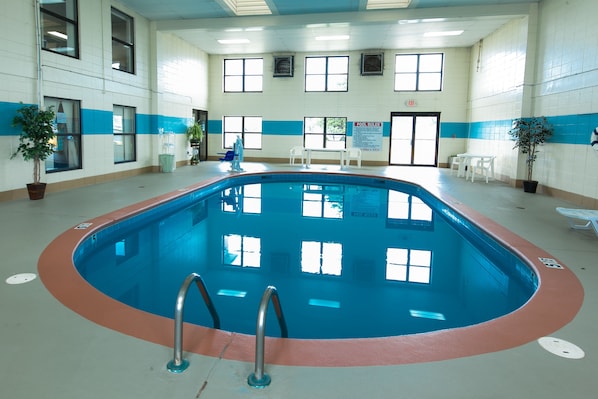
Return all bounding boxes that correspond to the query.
[38,171,584,367]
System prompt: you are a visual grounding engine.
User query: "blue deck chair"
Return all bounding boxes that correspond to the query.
[218,150,235,162]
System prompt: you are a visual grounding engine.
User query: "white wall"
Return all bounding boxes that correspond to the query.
[533,0,598,201]
[0,0,210,193]
[207,48,471,164]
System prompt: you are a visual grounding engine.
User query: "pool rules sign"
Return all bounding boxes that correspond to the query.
[352,122,383,151]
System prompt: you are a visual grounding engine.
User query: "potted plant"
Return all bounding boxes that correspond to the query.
[10,103,56,200]
[508,116,553,193]
[186,122,204,165]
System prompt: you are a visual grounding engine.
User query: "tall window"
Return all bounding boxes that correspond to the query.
[301,241,343,276]
[386,248,432,284]
[40,0,79,57]
[394,53,444,91]
[304,117,347,149]
[387,190,433,229]
[44,97,81,172]
[224,58,263,92]
[223,234,261,268]
[223,116,262,149]
[221,184,262,214]
[305,56,349,92]
[302,184,344,219]
[111,8,134,73]
[113,105,136,163]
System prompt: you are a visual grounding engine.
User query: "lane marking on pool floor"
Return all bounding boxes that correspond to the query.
[538,337,585,359]
[5,273,37,285]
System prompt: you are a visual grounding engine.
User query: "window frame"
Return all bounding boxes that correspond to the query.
[113,104,137,164]
[222,116,263,150]
[394,53,444,92]
[40,0,79,58]
[111,7,135,74]
[303,116,347,149]
[305,56,349,92]
[44,96,82,173]
[223,58,264,92]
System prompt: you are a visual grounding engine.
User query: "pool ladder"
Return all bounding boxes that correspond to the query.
[166,273,220,373]
[166,274,288,389]
[247,285,288,388]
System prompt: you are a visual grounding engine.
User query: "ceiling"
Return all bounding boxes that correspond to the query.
[116,0,538,54]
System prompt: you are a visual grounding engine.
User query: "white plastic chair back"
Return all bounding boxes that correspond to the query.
[289,146,304,165]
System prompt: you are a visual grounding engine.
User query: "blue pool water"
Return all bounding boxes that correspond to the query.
[74,173,537,339]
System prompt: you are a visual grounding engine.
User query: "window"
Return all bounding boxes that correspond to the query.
[40,0,79,57]
[302,184,344,219]
[223,234,261,268]
[301,241,343,276]
[305,56,349,92]
[221,184,262,214]
[223,116,262,149]
[224,58,263,92]
[387,190,433,229]
[394,53,444,91]
[45,97,82,172]
[113,105,136,163]
[111,8,134,73]
[386,248,432,284]
[303,117,347,149]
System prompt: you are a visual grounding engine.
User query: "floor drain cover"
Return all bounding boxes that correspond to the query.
[538,337,585,359]
[5,273,37,285]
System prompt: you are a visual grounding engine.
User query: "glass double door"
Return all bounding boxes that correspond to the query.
[389,112,439,166]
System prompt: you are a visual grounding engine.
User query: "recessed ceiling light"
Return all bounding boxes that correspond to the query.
[315,35,350,41]
[48,30,68,40]
[367,0,411,10]
[424,30,464,37]
[222,0,272,16]
[218,38,251,44]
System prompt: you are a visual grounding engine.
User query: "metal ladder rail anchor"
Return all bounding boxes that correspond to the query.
[247,285,288,388]
[167,273,220,373]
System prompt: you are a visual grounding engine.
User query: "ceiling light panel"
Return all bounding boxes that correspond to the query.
[222,0,272,16]
[367,0,411,10]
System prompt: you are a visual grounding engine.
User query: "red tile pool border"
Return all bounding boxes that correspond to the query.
[38,171,584,367]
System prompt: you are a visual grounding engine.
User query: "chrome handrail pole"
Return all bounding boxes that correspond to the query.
[167,273,220,373]
[248,285,288,388]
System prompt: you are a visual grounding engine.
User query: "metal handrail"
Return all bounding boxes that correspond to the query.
[247,285,288,388]
[167,273,220,373]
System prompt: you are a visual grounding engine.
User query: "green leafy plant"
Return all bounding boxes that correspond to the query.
[508,116,553,182]
[186,121,204,142]
[11,104,56,184]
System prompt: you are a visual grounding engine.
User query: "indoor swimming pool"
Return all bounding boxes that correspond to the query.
[73,173,535,339]
[39,170,583,367]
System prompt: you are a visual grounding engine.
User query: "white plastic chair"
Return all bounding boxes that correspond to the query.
[470,156,495,183]
[289,146,304,165]
[450,156,464,176]
[346,148,362,167]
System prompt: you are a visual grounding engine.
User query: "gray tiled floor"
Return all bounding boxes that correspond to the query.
[1,162,597,398]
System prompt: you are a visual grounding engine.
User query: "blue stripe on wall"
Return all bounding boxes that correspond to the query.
[263,120,303,135]
[440,122,468,138]
[469,119,513,140]
[2,101,597,144]
[81,109,112,134]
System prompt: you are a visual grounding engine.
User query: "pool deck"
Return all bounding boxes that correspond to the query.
[1,162,597,398]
